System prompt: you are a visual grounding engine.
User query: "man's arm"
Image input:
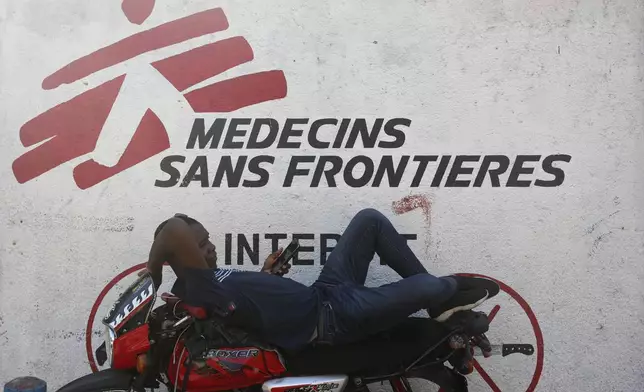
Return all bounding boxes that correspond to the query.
[146,218,209,287]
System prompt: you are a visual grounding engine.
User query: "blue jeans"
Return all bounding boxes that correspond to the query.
[312,208,457,345]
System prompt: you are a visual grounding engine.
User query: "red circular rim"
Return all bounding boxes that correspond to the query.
[85,262,147,372]
[457,273,544,392]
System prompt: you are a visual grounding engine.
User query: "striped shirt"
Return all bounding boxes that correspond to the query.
[212,268,241,283]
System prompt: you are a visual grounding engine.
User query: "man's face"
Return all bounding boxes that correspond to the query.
[189,222,217,268]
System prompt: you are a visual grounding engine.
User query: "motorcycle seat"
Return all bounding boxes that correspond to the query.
[283,317,453,377]
[160,292,208,319]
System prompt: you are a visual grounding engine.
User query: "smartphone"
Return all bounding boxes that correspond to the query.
[271,239,300,274]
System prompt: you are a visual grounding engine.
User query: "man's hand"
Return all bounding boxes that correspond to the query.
[261,248,291,276]
[138,267,162,289]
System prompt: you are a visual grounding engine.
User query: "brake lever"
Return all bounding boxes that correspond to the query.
[470,333,492,357]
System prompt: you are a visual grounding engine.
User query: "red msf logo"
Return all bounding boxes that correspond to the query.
[12,0,287,190]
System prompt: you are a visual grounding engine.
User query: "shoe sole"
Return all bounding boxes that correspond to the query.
[453,276,501,298]
[434,290,489,322]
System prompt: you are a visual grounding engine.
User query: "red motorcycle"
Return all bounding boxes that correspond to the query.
[57,274,534,392]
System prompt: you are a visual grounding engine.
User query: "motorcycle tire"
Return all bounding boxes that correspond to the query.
[56,369,135,392]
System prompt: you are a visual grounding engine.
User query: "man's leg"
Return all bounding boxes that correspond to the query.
[327,274,454,343]
[316,208,431,285]
[329,273,498,344]
[314,208,499,330]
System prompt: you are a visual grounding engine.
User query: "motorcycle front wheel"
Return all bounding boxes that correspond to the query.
[55,370,135,392]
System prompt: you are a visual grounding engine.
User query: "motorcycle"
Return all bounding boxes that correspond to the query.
[57,273,534,392]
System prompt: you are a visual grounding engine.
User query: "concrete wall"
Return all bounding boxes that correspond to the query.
[1,0,642,390]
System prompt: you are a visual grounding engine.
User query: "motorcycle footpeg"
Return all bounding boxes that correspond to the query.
[448,354,474,375]
[472,344,535,357]
[449,339,474,376]
[502,344,534,356]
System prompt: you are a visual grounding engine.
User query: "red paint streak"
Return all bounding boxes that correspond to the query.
[12,76,125,184]
[85,262,147,372]
[42,8,229,90]
[488,304,501,323]
[391,194,431,224]
[184,70,288,112]
[152,36,254,92]
[122,0,156,25]
[73,109,169,189]
[473,360,502,392]
[458,273,544,392]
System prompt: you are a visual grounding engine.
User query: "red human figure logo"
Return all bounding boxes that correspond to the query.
[122,0,156,24]
[12,1,287,190]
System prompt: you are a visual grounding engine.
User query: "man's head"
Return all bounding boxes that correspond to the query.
[154,213,218,268]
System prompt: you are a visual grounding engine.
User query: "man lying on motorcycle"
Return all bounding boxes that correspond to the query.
[145,208,500,353]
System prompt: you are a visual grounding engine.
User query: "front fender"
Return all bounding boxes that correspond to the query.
[56,369,135,392]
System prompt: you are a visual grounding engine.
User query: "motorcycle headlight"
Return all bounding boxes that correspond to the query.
[105,325,116,367]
